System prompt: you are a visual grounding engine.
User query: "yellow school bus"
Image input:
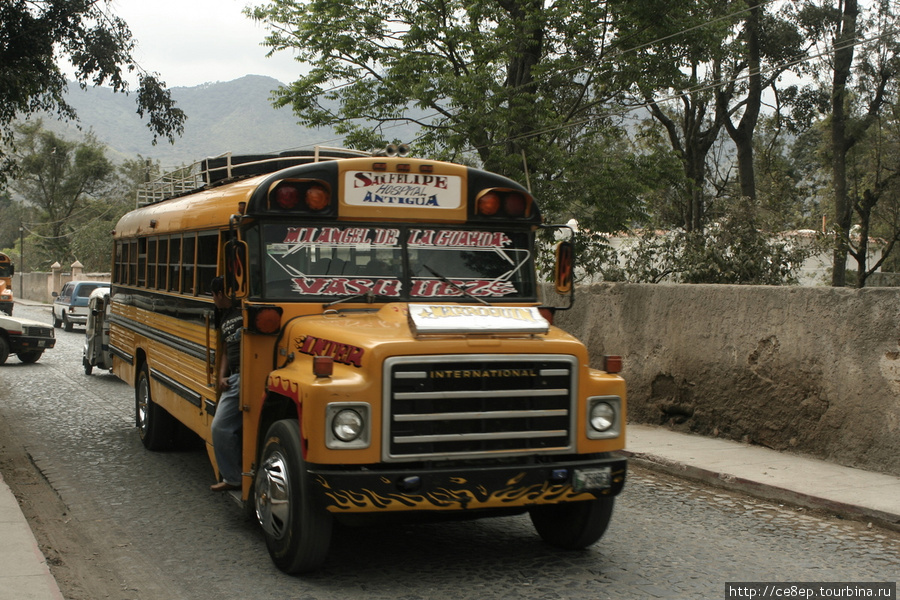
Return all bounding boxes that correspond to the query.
[109,148,627,573]
[0,252,14,315]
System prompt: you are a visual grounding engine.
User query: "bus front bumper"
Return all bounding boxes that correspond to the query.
[307,454,627,514]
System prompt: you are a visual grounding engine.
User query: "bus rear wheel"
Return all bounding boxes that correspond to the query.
[135,364,176,451]
[528,496,615,550]
[255,419,332,574]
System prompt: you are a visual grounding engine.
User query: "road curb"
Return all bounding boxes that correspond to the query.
[623,450,900,534]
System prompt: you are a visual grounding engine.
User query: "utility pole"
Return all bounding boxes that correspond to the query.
[19,226,24,274]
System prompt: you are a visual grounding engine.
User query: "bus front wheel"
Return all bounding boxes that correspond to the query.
[255,419,332,574]
[529,496,615,550]
[135,365,176,451]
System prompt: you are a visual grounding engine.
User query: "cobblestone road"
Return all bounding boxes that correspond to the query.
[1,303,897,600]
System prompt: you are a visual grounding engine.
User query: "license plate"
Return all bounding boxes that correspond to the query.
[38,340,48,347]
[573,467,611,492]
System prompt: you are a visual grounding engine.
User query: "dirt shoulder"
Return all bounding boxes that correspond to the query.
[0,415,131,600]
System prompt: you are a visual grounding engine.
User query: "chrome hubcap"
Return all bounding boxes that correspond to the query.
[256,451,291,540]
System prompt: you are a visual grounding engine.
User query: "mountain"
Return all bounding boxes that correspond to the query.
[47,75,339,167]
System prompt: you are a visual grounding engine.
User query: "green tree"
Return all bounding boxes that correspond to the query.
[608,0,734,232]
[0,0,185,186]
[792,0,900,286]
[716,0,806,202]
[620,197,813,285]
[248,0,610,166]
[12,122,115,269]
[248,0,675,277]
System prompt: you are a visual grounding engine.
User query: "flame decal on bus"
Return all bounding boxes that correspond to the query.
[314,475,597,513]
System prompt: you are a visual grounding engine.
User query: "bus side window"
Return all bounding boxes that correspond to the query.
[168,236,182,293]
[197,233,218,296]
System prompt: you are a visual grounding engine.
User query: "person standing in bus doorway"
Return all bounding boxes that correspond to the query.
[210,276,243,492]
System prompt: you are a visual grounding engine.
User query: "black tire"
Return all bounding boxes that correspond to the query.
[0,336,9,365]
[529,497,615,550]
[17,350,43,364]
[135,364,176,450]
[63,312,73,332]
[52,310,61,328]
[83,357,93,375]
[255,419,333,574]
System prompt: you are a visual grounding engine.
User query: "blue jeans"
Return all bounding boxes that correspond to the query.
[211,373,242,486]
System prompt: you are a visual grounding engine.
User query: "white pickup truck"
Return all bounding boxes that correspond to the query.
[0,313,56,364]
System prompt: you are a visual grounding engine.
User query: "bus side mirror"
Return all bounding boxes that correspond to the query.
[554,240,574,294]
[225,240,249,298]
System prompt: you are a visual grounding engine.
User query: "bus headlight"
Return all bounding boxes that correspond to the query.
[326,403,370,449]
[586,396,621,440]
[333,409,362,441]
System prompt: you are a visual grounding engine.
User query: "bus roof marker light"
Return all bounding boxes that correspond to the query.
[478,191,501,216]
[305,184,330,211]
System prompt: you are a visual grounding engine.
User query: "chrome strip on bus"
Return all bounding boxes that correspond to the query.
[150,367,203,408]
[109,344,134,365]
[109,313,209,362]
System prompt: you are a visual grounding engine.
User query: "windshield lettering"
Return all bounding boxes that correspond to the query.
[292,277,402,297]
[408,230,511,248]
[283,227,399,246]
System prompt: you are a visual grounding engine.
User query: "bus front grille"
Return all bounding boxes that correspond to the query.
[383,355,577,461]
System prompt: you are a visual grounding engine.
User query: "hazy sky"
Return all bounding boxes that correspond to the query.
[109,0,302,88]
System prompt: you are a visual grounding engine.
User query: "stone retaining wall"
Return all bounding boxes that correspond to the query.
[14,266,109,305]
[553,283,900,477]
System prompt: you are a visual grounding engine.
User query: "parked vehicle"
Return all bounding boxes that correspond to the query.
[83,287,112,375]
[0,252,13,316]
[0,313,56,364]
[52,281,110,331]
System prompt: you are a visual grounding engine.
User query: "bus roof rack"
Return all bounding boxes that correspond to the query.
[135,146,371,206]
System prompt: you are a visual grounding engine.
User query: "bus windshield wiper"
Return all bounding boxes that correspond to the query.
[324,289,376,308]
[423,265,492,306]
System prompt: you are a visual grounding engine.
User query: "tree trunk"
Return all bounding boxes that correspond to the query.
[830,0,859,287]
[721,0,762,201]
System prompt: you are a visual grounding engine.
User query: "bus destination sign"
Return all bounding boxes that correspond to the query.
[344,171,462,209]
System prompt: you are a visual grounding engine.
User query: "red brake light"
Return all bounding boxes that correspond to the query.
[275,185,300,209]
[478,192,501,216]
[504,192,527,217]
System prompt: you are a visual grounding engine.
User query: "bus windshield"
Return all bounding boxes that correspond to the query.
[259,223,536,301]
